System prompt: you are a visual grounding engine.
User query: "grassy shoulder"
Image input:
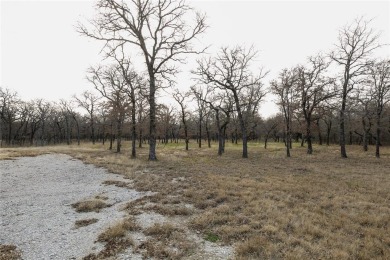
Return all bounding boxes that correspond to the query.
[2,141,390,259]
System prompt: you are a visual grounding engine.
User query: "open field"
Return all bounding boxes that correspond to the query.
[1,141,390,259]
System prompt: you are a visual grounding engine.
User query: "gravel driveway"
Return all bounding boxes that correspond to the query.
[0,154,146,260]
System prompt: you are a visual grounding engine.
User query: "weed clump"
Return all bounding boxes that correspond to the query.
[72,199,109,213]
[75,218,99,228]
[0,245,21,260]
[98,217,140,242]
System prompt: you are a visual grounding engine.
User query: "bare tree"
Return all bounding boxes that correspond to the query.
[297,54,336,154]
[191,85,209,148]
[353,84,375,151]
[262,115,280,149]
[367,60,390,157]
[78,0,207,160]
[200,89,234,156]
[173,89,190,150]
[0,88,21,145]
[271,68,299,157]
[194,46,267,158]
[87,65,129,153]
[59,100,75,145]
[330,17,381,158]
[110,47,146,158]
[74,90,100,144]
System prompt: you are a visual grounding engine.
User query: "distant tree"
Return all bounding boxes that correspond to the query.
[354,84,375,151]
[191,85,208,148]
[35,99,52,146]
[262,115,280,149]
[59,100,76,145]
[194,46,267,158]
[297,54,336,154]
[74,90,100,145]
[330,17,381,158]
[110,47,146,158]
[157,104,175,144]
[367,60,390,157]
[271,68,299,157]
[201,89,234,156]
[87,65,129,153]
[173,90,191,150]
[0,88,20,145]
[78,0,207,160]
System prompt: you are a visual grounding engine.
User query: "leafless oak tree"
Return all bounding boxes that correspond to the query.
[330,17,381,158]
[78,0,207,160]
[271,68,299,157]
[74,90,100,145]
[297,54,336,154]
[173,89,190,150]
[87,65,129,153]
[194,46,267,158]
[367,60,390,158]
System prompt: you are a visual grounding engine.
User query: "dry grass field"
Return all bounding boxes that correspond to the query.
[1,141,389,259]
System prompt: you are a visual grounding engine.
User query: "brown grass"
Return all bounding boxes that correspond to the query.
[83,238,133,260]
[84,217,139,259]
[3,142,390,259]
[97,217,140,242]
[71,199,109,213]
[0,245,21,260]
[140,223,195,259]
[74,218,99,228]
[102,180,130,188]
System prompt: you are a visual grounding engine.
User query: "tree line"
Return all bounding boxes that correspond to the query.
[1,0,389,159]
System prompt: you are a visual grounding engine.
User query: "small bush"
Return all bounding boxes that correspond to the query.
[72,199,109,213]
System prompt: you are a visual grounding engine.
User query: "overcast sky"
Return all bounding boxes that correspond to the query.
[1,0,389,118]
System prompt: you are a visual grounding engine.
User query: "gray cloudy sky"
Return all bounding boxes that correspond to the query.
[1,0,389,118]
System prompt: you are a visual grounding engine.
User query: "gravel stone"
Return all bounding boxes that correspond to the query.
[0,154,147,260]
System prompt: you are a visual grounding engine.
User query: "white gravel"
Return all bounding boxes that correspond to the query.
[0,153,147,260]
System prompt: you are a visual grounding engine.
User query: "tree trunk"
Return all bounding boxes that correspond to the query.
[233,92,248,158]
[326,120,332,146]
[184,124,189,151]
[286,121,291,157]
[376,117,381,158]
[306,119,313,154]
[138,128,143,148]
[206,123,211,148]
[316,119,323,145]
[116,117,122,153]
[198,115,202,148]
[339,106,347,158]
[148,71,157,160]
[109,122,113,150]
[131,97,136,158]
[91,118,95,145]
